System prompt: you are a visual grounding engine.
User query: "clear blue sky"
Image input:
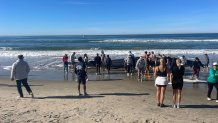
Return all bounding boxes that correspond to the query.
[1,0,218,35]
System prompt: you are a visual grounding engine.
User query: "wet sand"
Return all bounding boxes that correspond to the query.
[0,70,218,123]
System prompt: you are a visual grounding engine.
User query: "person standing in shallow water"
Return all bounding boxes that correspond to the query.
[204,53,209,72]
[11,55,34,98]
[94,53,102,75]
[105,55,112,74]
[171,59,185,108]
[62,54,69,73]
[154,58,169,107]
[207,62,218,102]
[192,57,204,80]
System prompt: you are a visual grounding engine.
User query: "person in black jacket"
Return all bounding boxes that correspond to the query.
[106,55,112,74]
[94,53,102,75]
[171,59,185,108]
[74,57,88,96]
[192,57,204,80]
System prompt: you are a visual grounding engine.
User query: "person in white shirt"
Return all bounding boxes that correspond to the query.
[11,55,34,98]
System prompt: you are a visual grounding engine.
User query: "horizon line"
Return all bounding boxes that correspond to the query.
[1,32,218,37]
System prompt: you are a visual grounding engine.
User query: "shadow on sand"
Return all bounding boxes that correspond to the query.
[182,104,218,108]
[99,93,150,96]
[0,84,44,87]
[41,95,104,99]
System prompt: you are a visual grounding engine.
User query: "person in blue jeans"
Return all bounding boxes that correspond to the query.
[11,55,34,98]
[207,62,218,102]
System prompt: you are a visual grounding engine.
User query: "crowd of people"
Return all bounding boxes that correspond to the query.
[9,51,218,109]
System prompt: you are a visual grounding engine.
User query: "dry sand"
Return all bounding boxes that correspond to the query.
[0,74,218,123]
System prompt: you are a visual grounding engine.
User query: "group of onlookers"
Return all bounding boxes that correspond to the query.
[9,52,218,108]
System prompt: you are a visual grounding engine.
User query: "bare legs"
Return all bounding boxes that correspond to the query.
[156,86,166,107]
[78,84,87,96]
[173,89,182,108]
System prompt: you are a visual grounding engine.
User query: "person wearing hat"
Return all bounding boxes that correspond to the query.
[207,62,218,102]
[11,55,34,98]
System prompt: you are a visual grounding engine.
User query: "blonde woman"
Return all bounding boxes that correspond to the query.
[171,59,185,108]
[154,58,168,107]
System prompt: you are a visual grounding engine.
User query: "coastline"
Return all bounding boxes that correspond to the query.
[0,69,218,122]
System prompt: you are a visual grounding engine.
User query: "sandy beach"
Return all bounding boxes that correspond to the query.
[0,70,218,123]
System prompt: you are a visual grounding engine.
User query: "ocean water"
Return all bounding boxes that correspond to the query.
[0,33,218,78]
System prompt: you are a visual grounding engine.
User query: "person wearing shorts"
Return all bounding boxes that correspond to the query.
[154,58,168,107]
[74,57,88,96]
[171,59,185,108]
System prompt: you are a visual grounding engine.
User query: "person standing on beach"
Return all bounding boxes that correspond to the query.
[83,53,89,66]
[180,55,187,66]
[171,59,185,108]
[192,57,204,80]
[70,52,76,69]
[11,55,34,98]
[62,54,69,73]
[74,57,88,96]
[125,54,133,76]
[154,58,168,107]
[94,53,102,75]
[135,56,146,81]
[204,53,209,72]
[105,55,112,74]
[206,62,218,102]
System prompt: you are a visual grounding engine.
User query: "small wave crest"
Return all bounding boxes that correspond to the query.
[91,39,218,43]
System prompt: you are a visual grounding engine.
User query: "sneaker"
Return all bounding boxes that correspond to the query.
[29,92,34,98]
[216,100,218,102]
[131,73,133,76]
[176,104,180,109]
[173,104,176,108]
[78,93,82,96]
[127,73,129,76]
[16,96,23,99]
[84,92,88,96]
[160,104,165,108]
[207,97,212,101]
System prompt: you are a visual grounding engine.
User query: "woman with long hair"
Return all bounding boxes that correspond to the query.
[171,59,185,108]
[154,58,168,107]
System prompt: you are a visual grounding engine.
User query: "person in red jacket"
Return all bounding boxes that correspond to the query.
[62,54,69,73]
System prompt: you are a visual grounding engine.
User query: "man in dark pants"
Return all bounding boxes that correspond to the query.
[11,55,34,98]
[74,57,88,96]
[94,53,102,75]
